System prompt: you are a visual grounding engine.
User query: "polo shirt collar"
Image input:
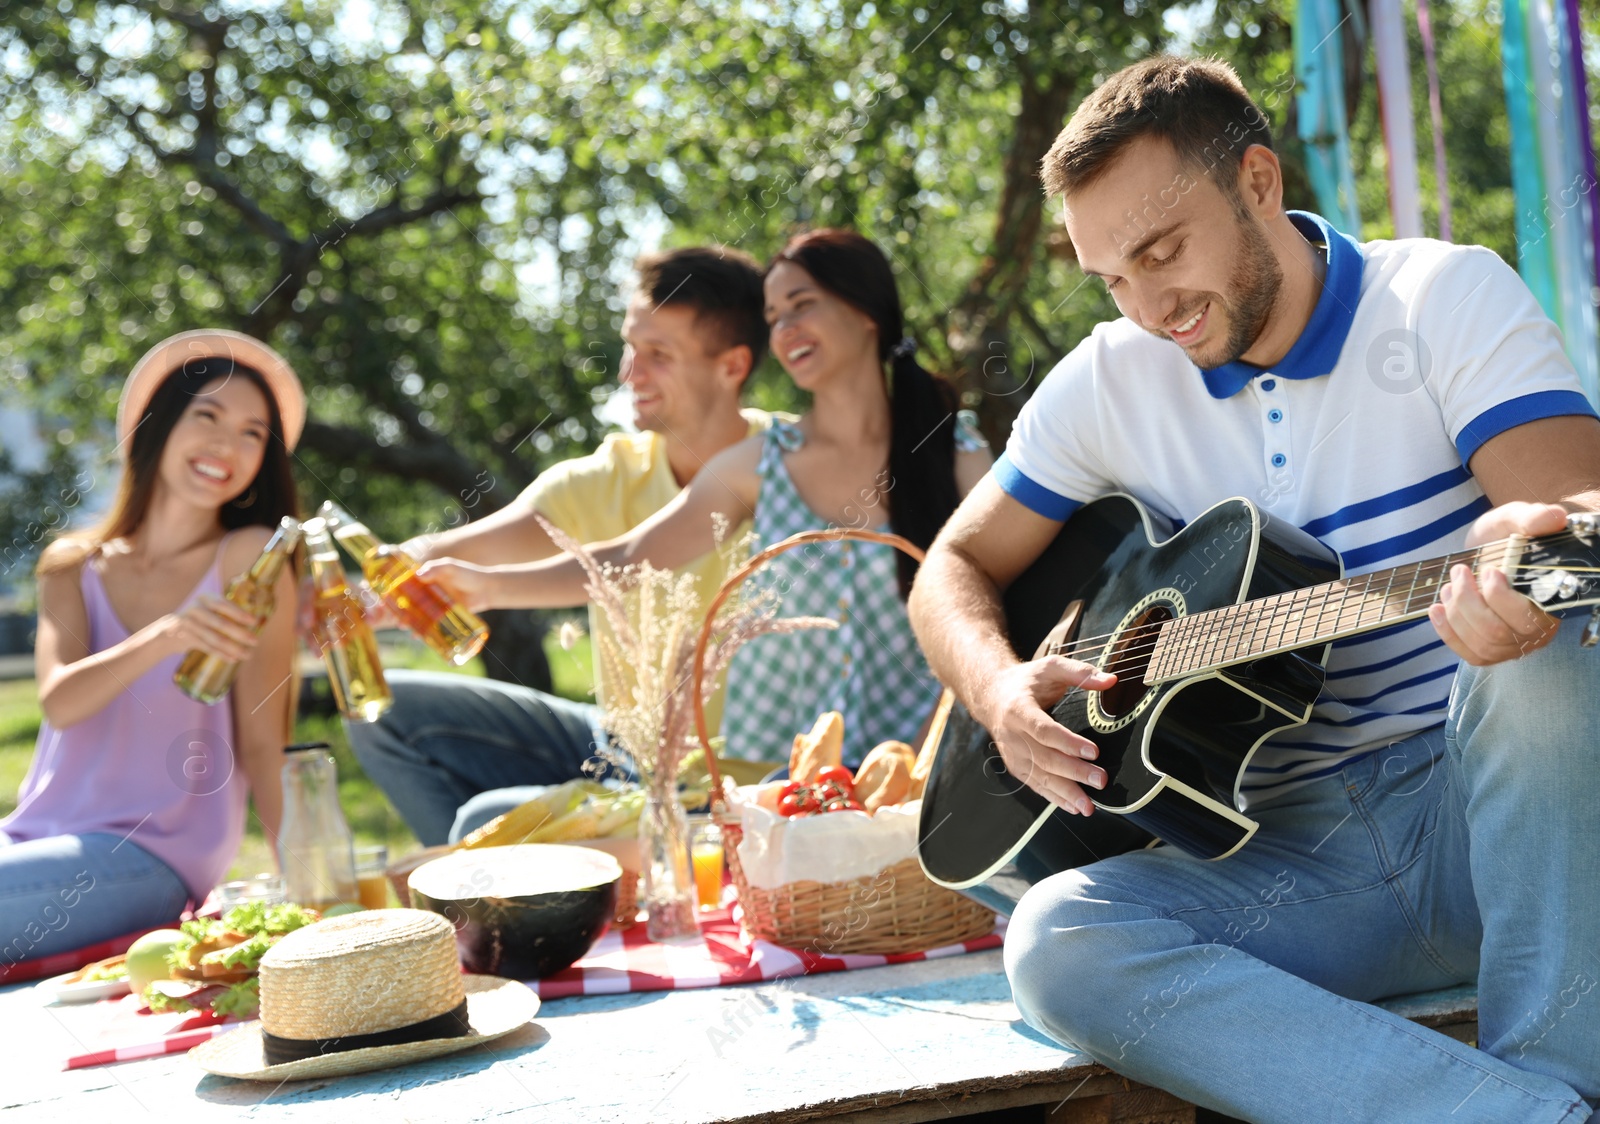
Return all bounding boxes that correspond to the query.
[1199,210,1364,400]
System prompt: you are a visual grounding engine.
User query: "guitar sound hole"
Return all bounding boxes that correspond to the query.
[1099,604,1174,718]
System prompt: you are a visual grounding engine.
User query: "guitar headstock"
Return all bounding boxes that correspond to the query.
[1516,512,1600,622]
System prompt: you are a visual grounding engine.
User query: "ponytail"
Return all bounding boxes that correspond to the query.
[769,230,963,599]
[885,344,961,598]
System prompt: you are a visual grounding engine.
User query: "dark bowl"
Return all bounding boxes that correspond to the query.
[408,845,622,979]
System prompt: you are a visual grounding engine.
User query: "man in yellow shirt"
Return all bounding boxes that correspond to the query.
[347,246,779,845]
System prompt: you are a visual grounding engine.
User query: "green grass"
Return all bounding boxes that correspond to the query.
[0,629,595,884]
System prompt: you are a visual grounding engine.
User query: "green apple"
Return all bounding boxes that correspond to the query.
[124,930,187,992]
[320,903,365,917]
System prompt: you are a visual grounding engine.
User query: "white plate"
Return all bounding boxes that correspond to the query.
[39,970,132,1004]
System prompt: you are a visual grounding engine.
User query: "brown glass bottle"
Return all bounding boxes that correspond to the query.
[303,517,393,722]
[174,516,302,705]
[317,501,489,665]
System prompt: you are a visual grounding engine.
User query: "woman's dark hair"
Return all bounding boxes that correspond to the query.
[770,229,960,597]
[39,357,301,574]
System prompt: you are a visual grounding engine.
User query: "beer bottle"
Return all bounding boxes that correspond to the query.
[317,500,489,665]
[174,516,302,705]
[303,516,393,722]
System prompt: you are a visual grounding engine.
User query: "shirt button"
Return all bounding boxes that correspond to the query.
[1271,453,1287,467]
[838,596,850,610]
[1268,409,1283,423]
[1261,378,1277,391]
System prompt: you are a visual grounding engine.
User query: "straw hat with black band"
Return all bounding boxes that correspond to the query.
[191,909,538,1081]
[117,329,307,456]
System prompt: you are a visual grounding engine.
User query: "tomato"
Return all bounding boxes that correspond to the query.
[778,792,805,817]
[814,766,855,793]
[778,780,803,802]
[798,787,823,814]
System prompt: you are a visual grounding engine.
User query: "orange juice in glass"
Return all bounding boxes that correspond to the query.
[355,844,390,909]
[690,822,724,909]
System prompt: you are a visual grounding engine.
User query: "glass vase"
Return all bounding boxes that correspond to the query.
[639,783,697,941]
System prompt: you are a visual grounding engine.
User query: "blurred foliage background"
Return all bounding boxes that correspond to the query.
[1,0,1596,683]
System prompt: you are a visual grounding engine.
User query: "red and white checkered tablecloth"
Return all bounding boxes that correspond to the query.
[54,993,236,1070]
[526,902,1004,999]
[49,903,1002,1068]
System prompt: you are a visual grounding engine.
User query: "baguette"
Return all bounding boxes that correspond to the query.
[790,711,845,784]
[854,740,915,812]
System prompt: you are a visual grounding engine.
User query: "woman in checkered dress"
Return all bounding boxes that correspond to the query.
[422,230,992,766]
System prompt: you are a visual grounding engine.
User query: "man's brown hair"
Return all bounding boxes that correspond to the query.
[1040,55,1273,203]
[633,244,768,376]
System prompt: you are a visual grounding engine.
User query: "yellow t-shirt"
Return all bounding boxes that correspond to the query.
[520,410,779,734]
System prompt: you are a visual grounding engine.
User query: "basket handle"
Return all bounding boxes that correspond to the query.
[691,528,952,811]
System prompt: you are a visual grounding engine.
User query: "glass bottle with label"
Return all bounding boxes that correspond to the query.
[303,516,393,722]
[174,516,302,705]
[277,742,359,910]
[318,500,490,665]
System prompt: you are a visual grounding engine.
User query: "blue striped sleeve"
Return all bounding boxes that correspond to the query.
[1456,390,1598,465]
[992,453,1083,521]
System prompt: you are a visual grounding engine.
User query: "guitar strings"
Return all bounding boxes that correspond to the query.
[1042,539,1513,662]
[1066,544,1518,678]
[1056,549,1550,680]
[1037,530,1585,676]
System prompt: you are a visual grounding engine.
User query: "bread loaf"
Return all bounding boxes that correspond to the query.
[854,740,915,812]
[790,711,845,784]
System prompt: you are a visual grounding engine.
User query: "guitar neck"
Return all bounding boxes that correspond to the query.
[1147,537,1527,682]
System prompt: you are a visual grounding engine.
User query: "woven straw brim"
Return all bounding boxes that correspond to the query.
[189,975,537,1082]
[118,329,307,453]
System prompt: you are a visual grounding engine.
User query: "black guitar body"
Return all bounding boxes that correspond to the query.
[918,494,1340,915]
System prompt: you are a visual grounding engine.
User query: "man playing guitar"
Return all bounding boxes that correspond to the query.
[909,55,1600,1122]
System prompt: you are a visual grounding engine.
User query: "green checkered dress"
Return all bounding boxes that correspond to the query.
[720,415,987,767]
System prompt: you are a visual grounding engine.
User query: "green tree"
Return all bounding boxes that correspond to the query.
[1,0,1592,680]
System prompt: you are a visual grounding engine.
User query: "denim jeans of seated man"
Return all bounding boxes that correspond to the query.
[1004,626,1600,1124]
[345,669,630,847]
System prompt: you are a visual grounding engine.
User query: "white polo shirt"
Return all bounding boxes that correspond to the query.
[997,211,1597,805]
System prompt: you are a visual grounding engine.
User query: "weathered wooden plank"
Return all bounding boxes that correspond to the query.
[0,952,1480,1123]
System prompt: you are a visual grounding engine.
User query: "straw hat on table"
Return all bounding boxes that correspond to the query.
[190,909,537,1082]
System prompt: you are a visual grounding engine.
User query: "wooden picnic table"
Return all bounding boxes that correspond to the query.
[0,945,1478,1122]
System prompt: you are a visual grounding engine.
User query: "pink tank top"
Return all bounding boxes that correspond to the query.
[1,539,249,899]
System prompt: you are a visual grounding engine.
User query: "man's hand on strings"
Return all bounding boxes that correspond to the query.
[974,656,1116,817]
[1429,501,1565,666]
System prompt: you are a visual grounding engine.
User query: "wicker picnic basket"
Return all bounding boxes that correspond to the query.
[692,529,994,956]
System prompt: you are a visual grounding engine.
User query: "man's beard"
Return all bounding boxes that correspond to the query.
[1165,209,1285,370]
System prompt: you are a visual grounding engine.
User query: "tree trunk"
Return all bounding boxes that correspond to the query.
[945,69,1081,453]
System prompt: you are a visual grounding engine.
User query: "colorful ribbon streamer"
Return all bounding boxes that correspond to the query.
[1414,0,1453,240]
[1502,0,1600,403]
[1371,0,1422,238]
[1558,0,1600,290]
[1295,0,1362,234]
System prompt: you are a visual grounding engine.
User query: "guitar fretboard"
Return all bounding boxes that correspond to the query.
[1145,539,1520,681]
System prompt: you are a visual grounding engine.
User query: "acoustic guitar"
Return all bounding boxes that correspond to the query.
[916,493,1600,916]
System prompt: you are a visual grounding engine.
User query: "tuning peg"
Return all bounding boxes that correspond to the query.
[1569,511,1600,539]
[1583,606,1600,649]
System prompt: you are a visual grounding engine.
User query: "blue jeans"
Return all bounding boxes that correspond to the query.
[0,832,190,965]
[345,670,616,847]
[1005,625,1600,1123]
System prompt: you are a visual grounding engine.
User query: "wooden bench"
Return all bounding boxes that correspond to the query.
[0,947,1478,1121]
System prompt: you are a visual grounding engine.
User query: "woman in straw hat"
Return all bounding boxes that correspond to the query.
[0,330,304,962]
